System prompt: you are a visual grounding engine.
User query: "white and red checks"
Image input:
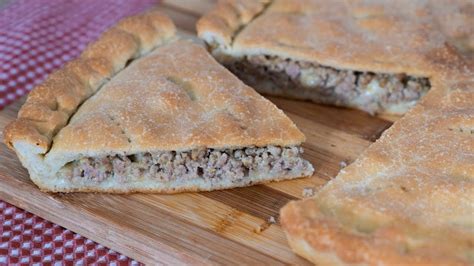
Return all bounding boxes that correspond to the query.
[0,0,157,109]
[0,201,140,265]
[0,0,159,264]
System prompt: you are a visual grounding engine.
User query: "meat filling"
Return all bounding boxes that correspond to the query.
[226,55,431,114]
[59,146,313,184]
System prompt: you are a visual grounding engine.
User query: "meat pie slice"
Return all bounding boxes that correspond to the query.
[198,0,461,114]
[280,71,474,265]
[4,12,313,193]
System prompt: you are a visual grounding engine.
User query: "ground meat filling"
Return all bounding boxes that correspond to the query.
[226,55,431,114]
[60,146,313,184]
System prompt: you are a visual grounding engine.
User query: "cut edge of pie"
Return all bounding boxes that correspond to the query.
[3,11,314,193]
[279,71,474,265]
[197,0,464,115]
[199,0,474,264]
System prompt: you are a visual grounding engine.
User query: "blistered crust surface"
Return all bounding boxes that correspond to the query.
[4,10,176,153]
[47,39,304,160]
[281,67,474,265]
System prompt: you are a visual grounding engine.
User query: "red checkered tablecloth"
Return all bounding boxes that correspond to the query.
[0,201,139,265]
[0,0,159,264]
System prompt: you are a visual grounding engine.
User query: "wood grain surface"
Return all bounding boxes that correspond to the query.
[0,1,397,264]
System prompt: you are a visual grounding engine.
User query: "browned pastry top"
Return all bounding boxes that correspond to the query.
[3,10,305,192]
[48,39,305,161]
[4,10,177,154]
[198,0,474,264]
[281,66,474,265]
[198,0,468,76]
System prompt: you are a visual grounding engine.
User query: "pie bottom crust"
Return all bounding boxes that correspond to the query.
[4,11,313,193]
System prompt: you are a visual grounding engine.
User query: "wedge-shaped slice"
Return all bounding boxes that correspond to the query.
[280,69,474,265]
[198,0,466,114]
[4,12,313,193]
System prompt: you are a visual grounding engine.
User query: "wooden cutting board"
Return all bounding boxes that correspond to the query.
[0,1,396,264]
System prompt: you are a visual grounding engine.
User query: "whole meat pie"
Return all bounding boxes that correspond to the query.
[3,11,313,193]
[200,0,474,265]
[198,0,471,115]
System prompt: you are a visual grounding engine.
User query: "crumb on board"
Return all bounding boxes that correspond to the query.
[268,216,276,224]
[302,187,315,198]
[339,160,348,168]
[254,216,277,233]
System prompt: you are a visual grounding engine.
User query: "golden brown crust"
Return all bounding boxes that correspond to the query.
[196,0,271,52]
[198,0,466,76]
[4,11,309,193]
[3,119,50,153]
[199,1,474,263]
[46,39,305,160]
[281,199,471,266]
[4,10,176,152]
[430,0,474,58]
[280,65,474,265]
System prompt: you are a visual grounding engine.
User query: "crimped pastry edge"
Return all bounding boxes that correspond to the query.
[196,0,272,57]
[196,0,464,79]
[279,71,474,266]
[4,10,176,152]
[4,10,312,193]
[3,10,176,186]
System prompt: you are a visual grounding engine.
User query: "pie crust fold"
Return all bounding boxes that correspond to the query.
[198,0,474,264]
[280,71,474,265]
[4,11,314,193]
[197,0,465,114]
